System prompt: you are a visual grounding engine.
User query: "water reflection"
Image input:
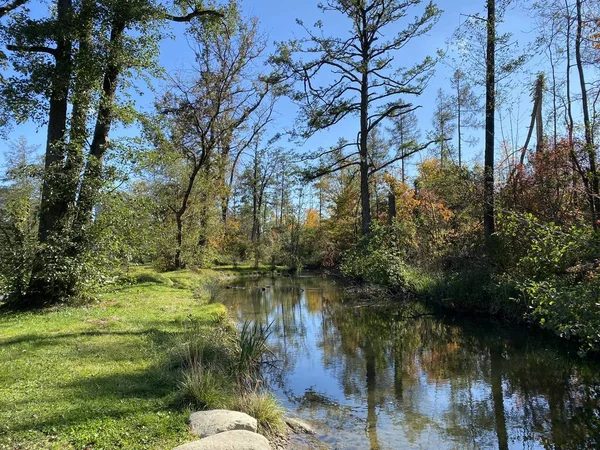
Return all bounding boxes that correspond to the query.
[222,276,600,449]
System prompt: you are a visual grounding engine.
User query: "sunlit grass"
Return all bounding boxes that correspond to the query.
[0,269,230,449]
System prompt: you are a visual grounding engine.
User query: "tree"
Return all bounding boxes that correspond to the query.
[388,110,420,184]
[430,88,456,164]
[0,137,39,298]
[152,7,273,269]
[0,0,223,306]
[451,0,527,242]
[241,142,282,268]
[484,0,497,242]
[575,0,600,229]
[450,69,480,168]
[273,0,441,234]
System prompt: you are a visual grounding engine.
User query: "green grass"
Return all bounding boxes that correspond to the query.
[232,392,285,439]
[210,264,287,276]
[0,269,232,450]
[403,265,522,320]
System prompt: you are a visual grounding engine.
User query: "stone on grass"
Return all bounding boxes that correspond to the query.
[188,410,258,438]
[172,430,271,450]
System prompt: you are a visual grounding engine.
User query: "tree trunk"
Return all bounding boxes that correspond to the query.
[457,73,462,169]
[358,6,372,235]
[74,19,125,234]
[24,0,73,307]
[519,75,544,166]
[388,190,396,225]
[62,0,94,221]
[36,0,73,243]
[484,0,496,243]
[360,62,371,235]
[575,0,600,229]
[174,212,184,270]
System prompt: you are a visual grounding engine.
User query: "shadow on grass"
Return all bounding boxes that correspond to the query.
[2,327,190,439]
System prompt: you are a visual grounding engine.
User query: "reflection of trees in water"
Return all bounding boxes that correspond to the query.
[327,303,600,449]
[223,277,600,449]
[224,276,341,389]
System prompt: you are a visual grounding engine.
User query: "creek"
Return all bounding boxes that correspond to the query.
[221,275,600,449]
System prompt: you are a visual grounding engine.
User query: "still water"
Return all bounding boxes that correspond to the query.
[221,275,600,449]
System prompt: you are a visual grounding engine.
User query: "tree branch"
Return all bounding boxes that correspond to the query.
[369,139,438,175]
[166,8,223,23]
[0,0,28,18]
[6,44,57,56]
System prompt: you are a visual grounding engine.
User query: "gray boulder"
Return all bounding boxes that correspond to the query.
[173,430,271,450]
[188,410,258,438]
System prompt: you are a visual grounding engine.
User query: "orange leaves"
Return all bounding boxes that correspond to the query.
[305,208,320,229]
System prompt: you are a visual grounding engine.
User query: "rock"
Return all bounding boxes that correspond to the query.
[173,430,271,450]
[188,410,258,438]
[284,417,315,435]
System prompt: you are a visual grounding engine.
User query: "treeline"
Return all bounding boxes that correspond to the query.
[1,0,600,351]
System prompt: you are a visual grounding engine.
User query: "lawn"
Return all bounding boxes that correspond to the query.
[0,268,231,450]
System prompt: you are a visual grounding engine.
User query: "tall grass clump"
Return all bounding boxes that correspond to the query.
[233,391,285,438]
[235,320,274,388]
[194,278,223,304]
[167,320,234,371]
[167,317,283,434]
[178,363,232,409]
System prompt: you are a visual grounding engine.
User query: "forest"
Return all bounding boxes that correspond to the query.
[1,0,600,448]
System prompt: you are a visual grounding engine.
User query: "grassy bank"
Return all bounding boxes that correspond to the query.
[0,267,282,450]
[402,265,523,319]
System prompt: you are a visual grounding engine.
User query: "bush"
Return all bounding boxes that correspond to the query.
[340,222,411,288]
[517,277,600,353]
[498,212,600,353]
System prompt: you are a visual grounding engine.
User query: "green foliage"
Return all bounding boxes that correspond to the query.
[517,278,600,354]
[341,222,411,288]
[498,212,596,280]
[498,212,600,353]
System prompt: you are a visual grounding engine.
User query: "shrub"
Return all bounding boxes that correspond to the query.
[340,222,410,288]
[498,212,600,353]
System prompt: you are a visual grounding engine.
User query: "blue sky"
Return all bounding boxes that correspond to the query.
[1,0,542,178]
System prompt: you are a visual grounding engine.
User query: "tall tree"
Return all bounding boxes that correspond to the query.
[0,0,222,306]
[430,88,456,164]
[575,0,600,228]
[484,0,497,242]
[450,69,480,168]
[273,0,441,234]
[388,110,420,184]
[153,8,273,269]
